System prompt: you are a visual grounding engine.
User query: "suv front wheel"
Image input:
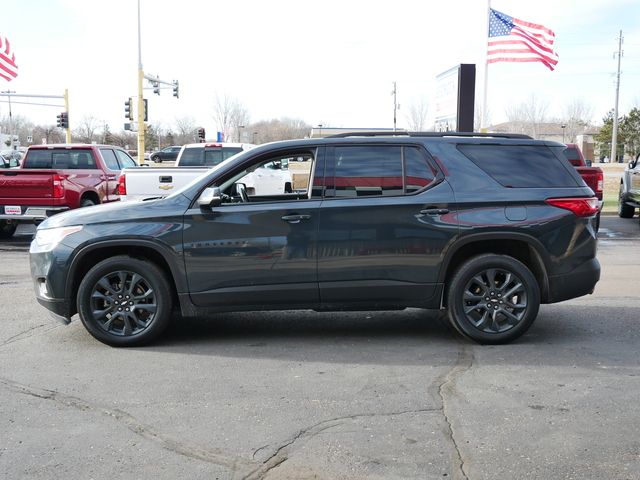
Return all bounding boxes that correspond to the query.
[447,254,540,344]
[77,256,172,347]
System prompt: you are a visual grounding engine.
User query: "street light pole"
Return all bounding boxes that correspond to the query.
[137,0,146,161]
[561,124,566,143]
[2,90,15,149]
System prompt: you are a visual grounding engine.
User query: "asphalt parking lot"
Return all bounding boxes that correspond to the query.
[1,216,639,479]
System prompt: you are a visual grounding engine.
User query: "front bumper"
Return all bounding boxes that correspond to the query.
[30,243,75,324]
[546,257,601,303]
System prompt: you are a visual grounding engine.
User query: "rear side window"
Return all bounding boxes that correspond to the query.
[327,145,438,198]
[24,149,96,170]
[115,150,136,168]
[179,148,202,166]
[100,149,120,170]
[458,144,580,188]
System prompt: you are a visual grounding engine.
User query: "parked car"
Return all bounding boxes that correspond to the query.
[117,143,255,202]
[0,153,20,169]
[618,152,640,219]
[562,144,603,230]
[150,145,181,163]
[30,132,600,347]
[0,144,137,239]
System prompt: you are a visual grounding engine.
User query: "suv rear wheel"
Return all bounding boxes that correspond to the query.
[77,256,172,347]
[447,254,540,344]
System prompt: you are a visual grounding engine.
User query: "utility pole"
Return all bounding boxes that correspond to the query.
[2,90,15,149]
[611,30,623,164]
[392,81,397,131]
[137,0,146,161]
[63,88,71,143]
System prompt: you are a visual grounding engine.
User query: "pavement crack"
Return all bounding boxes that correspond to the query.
[431,342,474,480]
[0,323,63,348]
[243,407,439,480]
[0,377,253,471]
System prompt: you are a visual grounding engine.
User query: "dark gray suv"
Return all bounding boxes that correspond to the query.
[30,132,600,346]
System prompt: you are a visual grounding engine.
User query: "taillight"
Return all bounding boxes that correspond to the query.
[117,174,126,195]
[52,174,65,198]
[546,197,599,217]
[596,171,604,199]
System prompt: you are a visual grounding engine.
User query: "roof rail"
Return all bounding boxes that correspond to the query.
[326,131,532,139]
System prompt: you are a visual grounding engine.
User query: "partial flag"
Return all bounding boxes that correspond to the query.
[0,34,18,81]
[487,8,559,71]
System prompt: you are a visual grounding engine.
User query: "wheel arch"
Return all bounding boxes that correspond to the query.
[66,240,185,316]
[80,190,100,205]
[439,233,550,306]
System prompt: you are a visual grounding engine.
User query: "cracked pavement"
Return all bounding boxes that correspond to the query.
[1,216,639,479]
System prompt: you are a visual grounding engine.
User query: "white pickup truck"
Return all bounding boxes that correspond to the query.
[118,143,261,201]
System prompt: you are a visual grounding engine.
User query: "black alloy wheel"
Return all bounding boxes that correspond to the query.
[447,254,540,344]
[77,256,172,346]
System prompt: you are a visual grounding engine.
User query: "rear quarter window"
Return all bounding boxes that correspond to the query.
[457,144,580,188]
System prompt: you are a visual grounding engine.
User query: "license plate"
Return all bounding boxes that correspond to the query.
[4,206,21,215]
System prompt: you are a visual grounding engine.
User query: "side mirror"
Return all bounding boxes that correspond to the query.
[197,187,222,208]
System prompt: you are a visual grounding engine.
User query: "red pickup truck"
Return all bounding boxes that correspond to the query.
[0,144,137,238]
[563,143,604,229]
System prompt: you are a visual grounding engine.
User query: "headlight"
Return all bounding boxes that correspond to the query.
[32,225,83,252]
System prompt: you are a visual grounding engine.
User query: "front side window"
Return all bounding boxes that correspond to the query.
[218,150,316,201]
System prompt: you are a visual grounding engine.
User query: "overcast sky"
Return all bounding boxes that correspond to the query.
[2,0,640,137]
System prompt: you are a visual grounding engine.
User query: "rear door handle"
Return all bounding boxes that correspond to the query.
[281,214,311,223]
[420,208,449,215]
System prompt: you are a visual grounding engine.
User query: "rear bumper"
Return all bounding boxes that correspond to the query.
[546,257,600,303]
[0,206,69,221]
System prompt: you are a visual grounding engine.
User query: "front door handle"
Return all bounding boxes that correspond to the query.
[420,208,449,215]
[281,214,311,223]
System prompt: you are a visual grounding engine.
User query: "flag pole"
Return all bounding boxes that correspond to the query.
[481,0,491,132]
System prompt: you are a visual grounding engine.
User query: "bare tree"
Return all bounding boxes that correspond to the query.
[173,116,197,144]
[504,93,549,138]
[248,118,311,144]
[561,98,594,143]
[404,98,429,131]
[73,115,102,143]
[211,93,250,142]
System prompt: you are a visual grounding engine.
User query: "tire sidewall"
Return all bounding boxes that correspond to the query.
[77,257,172,347]
[447,254,540,344]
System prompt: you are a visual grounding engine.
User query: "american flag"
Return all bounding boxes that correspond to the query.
[0,34,19,81]
[487,8,559,71]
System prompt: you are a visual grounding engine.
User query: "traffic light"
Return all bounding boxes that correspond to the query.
[153,82,160,95]
[124,97,133,120]
[197,127,205,142]
[172,80,179,98]
[143,99,148,122]
[56,112,69,128]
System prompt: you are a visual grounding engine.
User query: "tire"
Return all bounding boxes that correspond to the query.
[595,211,601,232]
[152,155,161,163]
[80,198,97,208]
[0,220,17,239]
[618,184,635,218]
[77,256,173,347]
[446,254,540,344]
